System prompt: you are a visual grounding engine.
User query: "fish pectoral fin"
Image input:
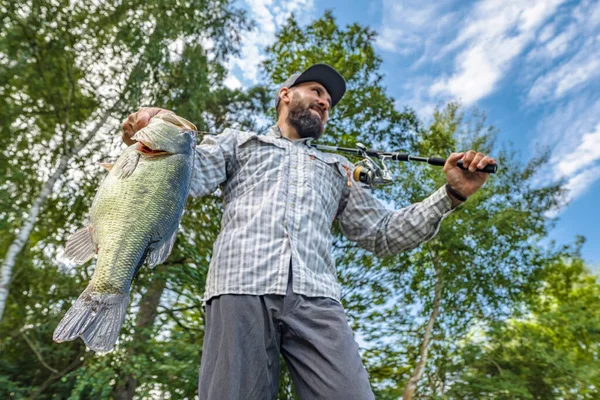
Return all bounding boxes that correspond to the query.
[97,157,117,171]
[64,226,98,264]
[113,150,140,179]
[146,229,178,268]
[97,162,114,171]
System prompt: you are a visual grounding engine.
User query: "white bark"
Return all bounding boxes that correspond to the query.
[0,108,116,321]
[402,264,443,400]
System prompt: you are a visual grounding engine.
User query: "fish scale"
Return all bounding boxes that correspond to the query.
[53,114,196,352]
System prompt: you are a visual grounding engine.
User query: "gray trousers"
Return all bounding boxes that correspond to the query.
[198,266,375,399]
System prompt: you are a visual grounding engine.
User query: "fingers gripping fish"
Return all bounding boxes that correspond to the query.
[53,113,197,352]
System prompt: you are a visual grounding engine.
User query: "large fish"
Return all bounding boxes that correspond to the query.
[53,113,197,352]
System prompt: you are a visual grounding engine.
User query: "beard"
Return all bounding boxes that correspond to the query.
[286,96,325,140]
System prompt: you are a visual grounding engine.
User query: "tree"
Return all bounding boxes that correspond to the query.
[354,104,566,399]
[0,0,248,321]
[0,0,252,398]
[259,12,572,399]
[447,251,600,399]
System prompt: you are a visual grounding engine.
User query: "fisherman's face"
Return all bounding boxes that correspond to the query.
[286,82,332,140]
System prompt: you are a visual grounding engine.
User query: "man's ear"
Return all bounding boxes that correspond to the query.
[279,87,291,107]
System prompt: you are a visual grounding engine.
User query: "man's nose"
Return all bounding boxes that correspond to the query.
[317,97,329,112]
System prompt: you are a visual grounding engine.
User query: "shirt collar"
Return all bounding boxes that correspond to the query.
[268,125,314,147]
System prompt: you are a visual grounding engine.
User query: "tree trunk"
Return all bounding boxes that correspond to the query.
[0,108,115,321]
[112,275,167,400]
[402,264,443,400]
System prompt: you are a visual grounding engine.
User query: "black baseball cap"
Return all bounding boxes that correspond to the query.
[274,64,346,111]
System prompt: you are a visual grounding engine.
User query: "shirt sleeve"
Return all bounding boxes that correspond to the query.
[336,181,454,258]
[188,129,238,198]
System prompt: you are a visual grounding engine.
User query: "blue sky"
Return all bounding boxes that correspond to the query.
[226,0,600,267]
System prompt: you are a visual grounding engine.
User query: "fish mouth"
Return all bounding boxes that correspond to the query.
[137,141,169,156]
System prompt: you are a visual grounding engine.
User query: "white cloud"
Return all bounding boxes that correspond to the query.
[527,40,600,103]
[535,95,600,151]
[537,20,556,43]
[563,164,600,205]
[527,24,577,62]
[395,76,441,120]
[521,0,600,210]
[555,122,600,178]
[375,0,458,55]
[377,0,600,215]
[545,163,600,219]
[430,0,566,105]
[224,73,242,90]
[525,0,600,103]
[376,0,566,117]
[532,94,600,212]
[227,0,315,85]
[375,0,447,54]
[376,0,600,211]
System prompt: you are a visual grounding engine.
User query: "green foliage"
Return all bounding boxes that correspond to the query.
[447,255,600,399]
[0,0,251,398]
[340,103,570,398]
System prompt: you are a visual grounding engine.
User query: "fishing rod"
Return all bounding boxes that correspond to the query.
[197,130,498,189]
[308,141,498,188]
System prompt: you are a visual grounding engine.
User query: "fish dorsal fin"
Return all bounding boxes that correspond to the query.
[157,113,197,131]
[146,229,178,268]
[112,149,140,179]
[64,226,98,264]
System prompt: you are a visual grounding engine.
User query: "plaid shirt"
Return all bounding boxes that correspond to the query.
[190,126,454,303]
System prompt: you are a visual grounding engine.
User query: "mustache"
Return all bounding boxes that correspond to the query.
[310,103,326,119]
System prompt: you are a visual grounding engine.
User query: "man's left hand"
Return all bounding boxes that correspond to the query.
[443,150,496,202]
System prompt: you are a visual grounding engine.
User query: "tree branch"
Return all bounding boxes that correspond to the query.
[157,304,200,314]
[29,351,90,400]
[20,331,59,374]
[402,250,444,400]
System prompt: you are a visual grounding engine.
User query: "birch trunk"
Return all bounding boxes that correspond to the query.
[0,108,115,321]
[402,264,443,400]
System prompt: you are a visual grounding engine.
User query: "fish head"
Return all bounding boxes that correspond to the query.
[131,113,197,157]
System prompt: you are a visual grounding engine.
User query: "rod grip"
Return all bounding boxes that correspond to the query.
[428,157,497,174]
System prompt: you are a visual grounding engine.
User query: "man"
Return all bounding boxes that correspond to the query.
[122,64,495,399]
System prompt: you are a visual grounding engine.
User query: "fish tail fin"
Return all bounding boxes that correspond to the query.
[53,286,129,353]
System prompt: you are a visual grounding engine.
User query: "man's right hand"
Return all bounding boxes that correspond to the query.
[121,107,173,146]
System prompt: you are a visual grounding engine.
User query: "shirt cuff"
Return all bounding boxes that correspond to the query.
[423,185,454,219]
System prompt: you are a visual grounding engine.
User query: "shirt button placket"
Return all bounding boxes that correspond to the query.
[289,147,297,218]
[286,144,298,292]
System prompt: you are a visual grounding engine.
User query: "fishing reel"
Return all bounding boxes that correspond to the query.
[352,143,394,188]
[308,140,497,189]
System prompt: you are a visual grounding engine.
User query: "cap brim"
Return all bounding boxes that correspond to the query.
[292,64,346,108]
